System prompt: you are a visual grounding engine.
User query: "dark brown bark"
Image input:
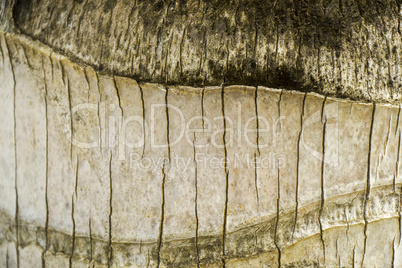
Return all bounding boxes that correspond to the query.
[2,0,401,102]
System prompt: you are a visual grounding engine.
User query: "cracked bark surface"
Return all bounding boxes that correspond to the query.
[0,1,402,267]
[1,0,401,102]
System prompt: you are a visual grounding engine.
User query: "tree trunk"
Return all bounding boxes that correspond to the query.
[0,0,402,267]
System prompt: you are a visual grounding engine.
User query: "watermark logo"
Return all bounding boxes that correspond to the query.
[64,100,339,170]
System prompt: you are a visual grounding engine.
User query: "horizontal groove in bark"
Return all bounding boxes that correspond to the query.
[0,184,400,267]
[4,0,402,102]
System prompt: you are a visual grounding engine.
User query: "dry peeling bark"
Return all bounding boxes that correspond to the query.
[0,1,402,267]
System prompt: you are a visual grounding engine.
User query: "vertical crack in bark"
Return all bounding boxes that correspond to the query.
[366,60,372,101]
[394,131,401,192]
[231,5,239,40]
[165,87,171,162]
[98,40,104,67]
[392,236,396,268]
[66,0,76,26]
[321,97,327,123]
[352,245,356,268]
[399,185,402,246]
[385,115,392,155]
[157,161,167,268]
[224,40,229,82]
[295,29,302,80]
[398,3,401,35]
[254,87,260,208]
[94,68,101,97]
[192,134,200,268]
[76,0,89,41]
[253,19,258,55]
[254,226,261,249]
[95,72,102,152]
[319,116,327,264]
[89,216,93,268]
[154,1,169,71]
[396,104,401,136]
[60,58,66,86]
[146,250,151,268]
[49,52,54,82]
[112,76,123,116]
[154,26,161,71]
[254,152,259,209]
[124,0,136,41]
[200,30,207,78]
[344,207,350,244]
[84,67,91,103]
[293,93,307,240]
[69,194,75,268]
[128,42,134,74]
[179,27,186,77]
[75,157,79,197]
[274,23,279,65]
[108,2,117,53]
[4,37,19,268]
[43,3,56,36]
[114,33,123,57]
[274,164,281,268]
[67,76,73,161]
[201,87,205,131]
[138,84,146,157]
[41,55,50,268]
[331,49,335,87]
[108,153,113,267]
[70,156,79,268]
[362,103,376,264]
[336,236,339,267]
[278,90,283,131]
[164,32,174,84]
[0,40,4,65]
[377,115,393,180]
[353,47,358,91]
[221,85,229,268]
[317,46,321,82]
[339,50,344,95]
[254,87,260,156]
[60,60,73,160]
[20,44,32,69]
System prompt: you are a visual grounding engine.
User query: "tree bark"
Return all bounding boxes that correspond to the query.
[0,1,402,267]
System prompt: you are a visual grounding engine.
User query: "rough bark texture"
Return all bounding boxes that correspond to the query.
[2,0,402,102]
[0,1,402,267]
